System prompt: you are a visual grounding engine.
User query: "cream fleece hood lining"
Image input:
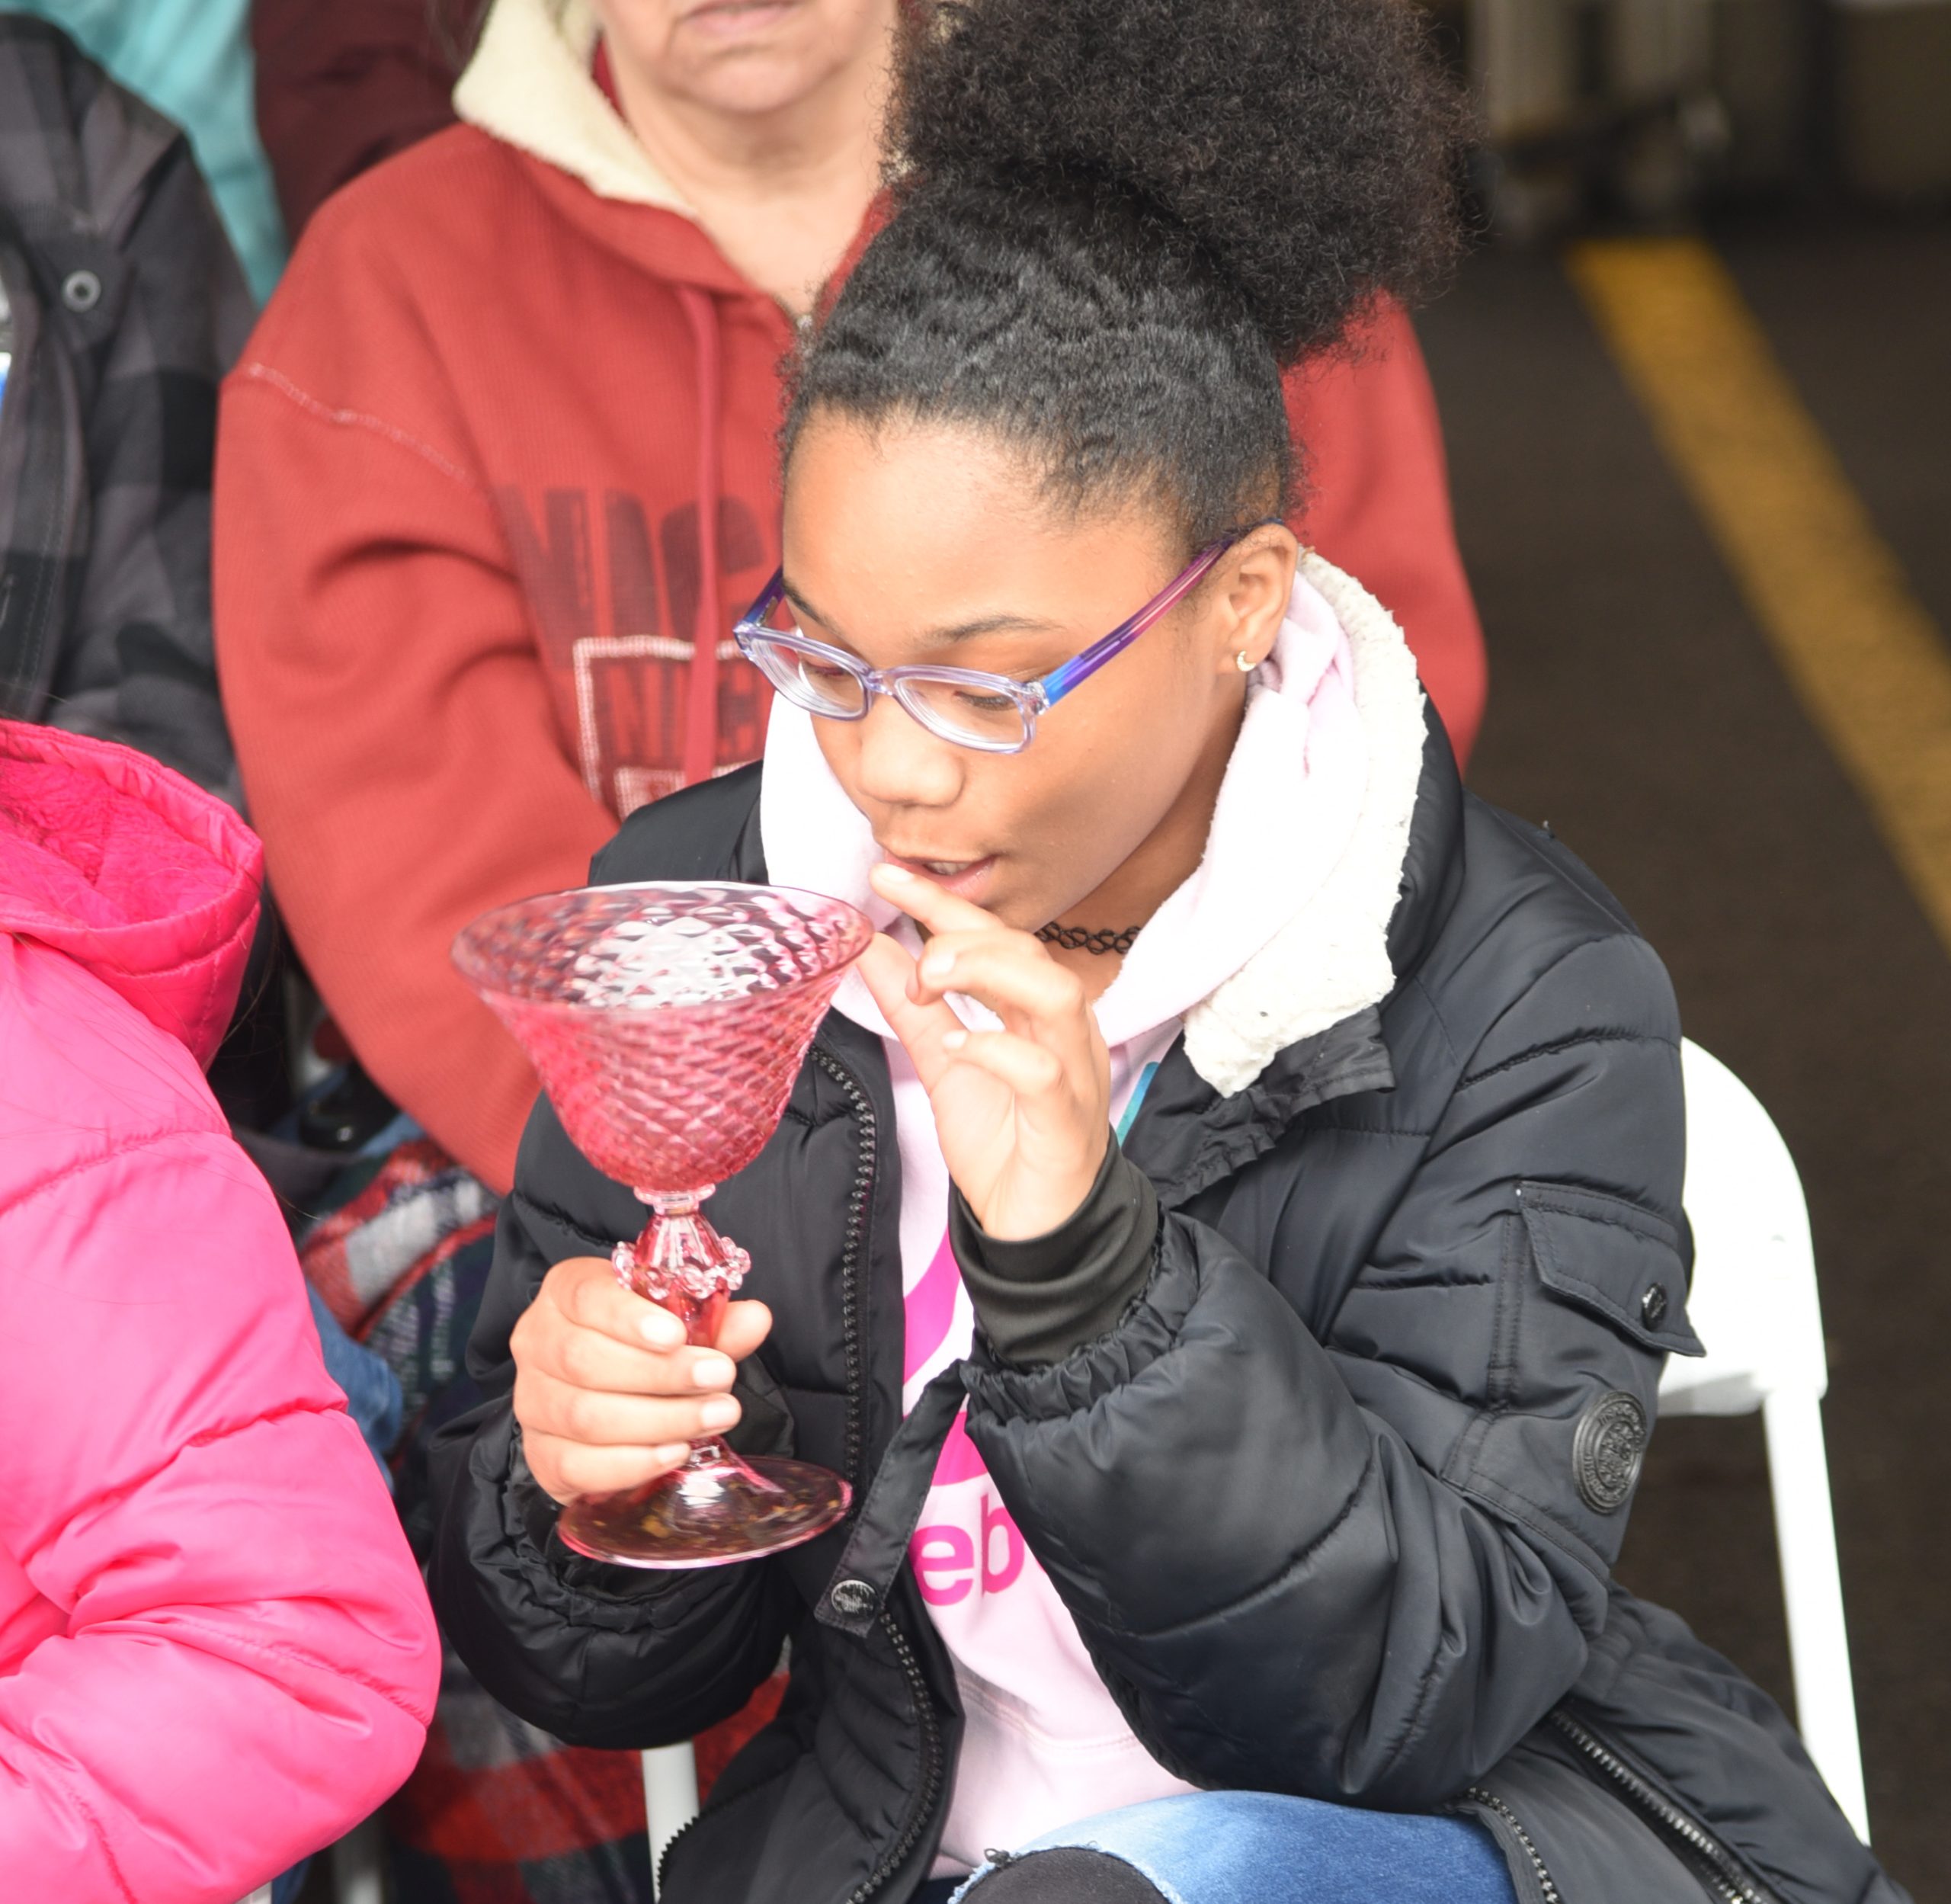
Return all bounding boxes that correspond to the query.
[1181,552,1427,1094]
[455,0,694,213]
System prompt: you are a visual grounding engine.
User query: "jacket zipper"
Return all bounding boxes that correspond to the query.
[1463,1707,1786,1904]
[1460,1785,1563,1904]
[808,1045,948,1903]
[810,1044,876,1488]
[847,1608,947,1904]
[659,1046,911,1900]
[1548,1709,1783,1904]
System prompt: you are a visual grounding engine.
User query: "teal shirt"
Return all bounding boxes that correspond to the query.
[10,0,288,302]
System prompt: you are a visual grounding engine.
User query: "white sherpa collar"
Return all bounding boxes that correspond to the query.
[1181,552,1427,1094]
[454,0,694,213]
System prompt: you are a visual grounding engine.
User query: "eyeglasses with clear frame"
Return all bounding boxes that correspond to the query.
[732,531,1248,755]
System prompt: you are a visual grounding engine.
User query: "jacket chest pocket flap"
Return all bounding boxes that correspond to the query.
[1518,1181,1704,1358]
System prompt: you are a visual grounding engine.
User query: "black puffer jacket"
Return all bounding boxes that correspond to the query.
[431,718,1902,1904]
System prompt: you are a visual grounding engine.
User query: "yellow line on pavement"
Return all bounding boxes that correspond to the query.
[1567,236,1951,951]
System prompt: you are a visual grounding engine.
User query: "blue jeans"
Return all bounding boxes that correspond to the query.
[306,1283,404,1482]
[921,1790,1515,1904]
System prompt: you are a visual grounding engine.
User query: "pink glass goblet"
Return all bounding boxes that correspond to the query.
[453,881,873,1568]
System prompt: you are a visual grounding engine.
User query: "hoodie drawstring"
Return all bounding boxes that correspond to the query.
[678,286,723,790]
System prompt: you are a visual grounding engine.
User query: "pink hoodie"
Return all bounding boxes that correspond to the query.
[0,720,439,1901]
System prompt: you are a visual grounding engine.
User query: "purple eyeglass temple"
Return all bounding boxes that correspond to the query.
[1035,535,1240,707]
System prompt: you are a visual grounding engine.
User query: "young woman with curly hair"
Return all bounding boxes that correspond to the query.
[430,4,1899,1901]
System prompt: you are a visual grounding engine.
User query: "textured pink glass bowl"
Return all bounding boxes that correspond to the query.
[452,881,873,1194]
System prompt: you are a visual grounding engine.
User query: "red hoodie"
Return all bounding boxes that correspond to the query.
[215,0,1485,1192]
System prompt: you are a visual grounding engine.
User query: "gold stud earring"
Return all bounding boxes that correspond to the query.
[1235,649,1255,672]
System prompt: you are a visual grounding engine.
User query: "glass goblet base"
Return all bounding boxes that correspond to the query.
[556,1439,851,1569]
[552,1189,852,1568]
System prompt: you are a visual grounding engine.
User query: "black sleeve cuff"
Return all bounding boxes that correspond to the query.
[510,1428,700,1604]
[508,1430,566,1553]
[949,1136,1159,1367]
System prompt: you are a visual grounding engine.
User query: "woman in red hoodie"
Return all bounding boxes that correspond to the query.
[214,0,1485,1202]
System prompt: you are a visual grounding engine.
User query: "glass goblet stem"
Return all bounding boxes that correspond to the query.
[617,1189,783,1496]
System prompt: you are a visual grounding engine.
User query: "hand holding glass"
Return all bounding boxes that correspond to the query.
[454,881,872,1567]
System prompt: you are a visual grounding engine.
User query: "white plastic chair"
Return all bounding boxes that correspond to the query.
[642,1740,702,1896]
[319,1742,698,1900]
[328,1815,386,1904]
[630,1040,1873,1881]
[1661,1040,1869,1842]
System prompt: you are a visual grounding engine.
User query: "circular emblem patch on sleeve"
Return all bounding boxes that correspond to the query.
[1574,1391,1649,1514]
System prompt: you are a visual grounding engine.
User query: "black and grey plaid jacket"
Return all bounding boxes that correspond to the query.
[0,17,252,797]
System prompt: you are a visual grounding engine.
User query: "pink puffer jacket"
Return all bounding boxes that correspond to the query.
[0,720,439,1900]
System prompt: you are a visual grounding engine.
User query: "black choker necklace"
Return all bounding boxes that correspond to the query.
[1036,922,1142,956]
